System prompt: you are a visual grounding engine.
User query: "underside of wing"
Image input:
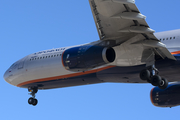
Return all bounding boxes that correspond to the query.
[89,0,176,61]
[89,0,155,41]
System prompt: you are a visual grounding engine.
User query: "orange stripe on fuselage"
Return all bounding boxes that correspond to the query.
[171,51,180,55]
[17,65,115,87]
[17,51,179,87]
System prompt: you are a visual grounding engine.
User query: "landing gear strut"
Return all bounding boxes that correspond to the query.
[28,87,38,106]
[140,65,168,89]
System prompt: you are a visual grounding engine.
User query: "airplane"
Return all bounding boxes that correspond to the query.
[3,0,180,107]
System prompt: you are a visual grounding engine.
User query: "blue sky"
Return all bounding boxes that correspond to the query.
[1,0,180,120]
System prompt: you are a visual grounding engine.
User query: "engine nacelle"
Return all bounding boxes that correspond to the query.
[62,45,116,72]
[150,82,180,108]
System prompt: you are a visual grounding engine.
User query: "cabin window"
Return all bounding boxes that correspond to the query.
[173,37,176,39]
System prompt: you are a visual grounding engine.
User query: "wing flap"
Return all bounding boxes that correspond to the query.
[111,12,146,20]
[104,0,135,4]
[132,40,176,60]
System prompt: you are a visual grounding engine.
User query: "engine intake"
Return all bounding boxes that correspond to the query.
[62,45,116,72]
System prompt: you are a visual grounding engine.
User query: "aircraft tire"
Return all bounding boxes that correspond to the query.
[158,78,168,89]
[32,99,38,106]
[28,97,34,105]
[140,69,150,80]
[151,75,161,86]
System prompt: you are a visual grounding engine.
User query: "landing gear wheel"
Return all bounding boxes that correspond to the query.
[32,99,38,106]
[28,87,38,106]
[158,78,168,89]
[151,75,161,86]
[28,98,38,106]
[140,69,150,80]
[28,97,34,105]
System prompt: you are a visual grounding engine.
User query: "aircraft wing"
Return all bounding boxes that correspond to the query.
[89,0,176,60]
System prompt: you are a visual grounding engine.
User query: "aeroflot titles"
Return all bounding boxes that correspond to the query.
[34,48,66,55]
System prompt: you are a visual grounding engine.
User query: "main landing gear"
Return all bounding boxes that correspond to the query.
[28,87,38,106]
[140,65,168,89]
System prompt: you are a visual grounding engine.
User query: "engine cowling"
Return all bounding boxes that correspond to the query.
[62,45,116,72]
[150,82,180,108]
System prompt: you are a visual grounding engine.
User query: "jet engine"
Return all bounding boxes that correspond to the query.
[150,82,180,108]
[62,45,116,72]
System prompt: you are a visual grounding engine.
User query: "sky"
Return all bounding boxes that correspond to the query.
[1,0,180,120]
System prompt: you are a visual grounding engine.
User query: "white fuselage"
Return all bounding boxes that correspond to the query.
[4,29,180,88]
[155,29,180,52]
